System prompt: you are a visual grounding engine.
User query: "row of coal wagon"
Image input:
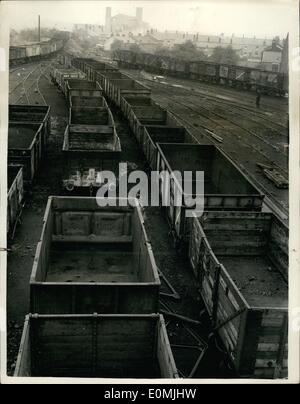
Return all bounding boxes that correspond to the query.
[7,105,51,239]
[9,32,69,67]
[14,59,178,379]
[50,60,122,194]
[114,49,288,96]
[14,56,288,379]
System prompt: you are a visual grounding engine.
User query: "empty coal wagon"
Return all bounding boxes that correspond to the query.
[8,123,43,183]
[142,126,193,171]
[9,105,51,150]
[30,197,159,314]
[106,78,151,109]
[156,143,265,244]
[188,211,288,378]
[62,122,121,193]
[15,313,178,378]
[66,79,103,102]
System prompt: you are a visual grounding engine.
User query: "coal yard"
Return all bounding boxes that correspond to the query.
[7,50,288,380]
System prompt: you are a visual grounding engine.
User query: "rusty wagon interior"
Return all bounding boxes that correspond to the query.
[69,105,113,126]
[9,105,50,122]
[31,197,159,285]
[158,143,261,195]
[67,79,101,90]
[200,212,288,307]
[63,124,120,152]
[131,106,170,125]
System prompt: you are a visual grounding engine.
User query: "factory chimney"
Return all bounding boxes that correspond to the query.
[136,7,143,26]
[38,15,41,42]
[105,7,112,34]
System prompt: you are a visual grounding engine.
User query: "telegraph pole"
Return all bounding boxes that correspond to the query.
[38,15,41,42]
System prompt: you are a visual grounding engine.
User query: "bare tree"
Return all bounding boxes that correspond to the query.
[210,45,240,65]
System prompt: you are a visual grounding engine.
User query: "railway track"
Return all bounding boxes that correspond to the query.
[138,79,288,173]
[174,96,288,175]
[165,109,289,222]
[9,64,41,101]
[135,74,288,139]
[143,74,288,139]
[123,71,288,141]
[9,62,53,106]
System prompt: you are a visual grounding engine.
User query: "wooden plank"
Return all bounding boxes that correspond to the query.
[258,334,281,344]
[16,314,176,377]
[258,343,280,352]
[253,368,276,378]
[238,310,263,376]
[259,326,287,337]
[156,316,179,378]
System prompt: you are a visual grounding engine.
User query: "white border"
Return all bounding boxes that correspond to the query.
[0,0,299,385]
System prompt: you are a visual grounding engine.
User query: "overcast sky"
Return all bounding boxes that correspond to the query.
[1,0,297,38]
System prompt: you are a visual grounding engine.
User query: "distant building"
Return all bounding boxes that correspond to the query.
[261,39,283,72]
[104,32,161,52]
[104,33,136,51]
[280,34,289,74]
[73,23,105,37]
[105,7,112,34]
[151,31,275,60]
[151,31,194,49]
[133,33,162,53]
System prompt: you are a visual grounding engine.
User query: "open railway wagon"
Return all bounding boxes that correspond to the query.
[122,97,182,145]
[70,95,107,108]
[9,105,51,150]
[142,125,194,171]
[58,52,74,68]
[51,68,86,93]
[71,57,96,72]
[68,57,151,108]
[161,57,190,79]
[249,70,286,96]
[189,61,220,83]
[69,99,114,126]
[188,211,288,378]
[114,50,287,96]
[120,94,158,119]
[14,313,178,378]
[9,35,66,67]
[30,197,160,314]
[8,122,44,184]
[62,122,121,193]
[156,143,265,245]
[7,165,24,239]
[94,71,130,96]
[65,79,103,102]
